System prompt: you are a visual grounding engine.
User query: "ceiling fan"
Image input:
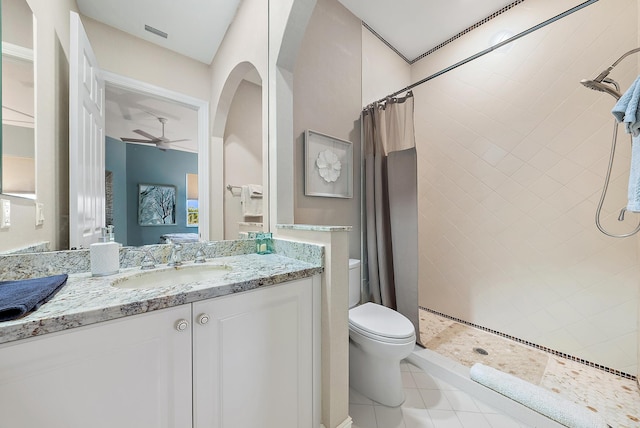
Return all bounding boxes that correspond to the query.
[120,117,189,151]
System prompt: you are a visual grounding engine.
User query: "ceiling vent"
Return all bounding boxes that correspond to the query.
[144,24,168,39]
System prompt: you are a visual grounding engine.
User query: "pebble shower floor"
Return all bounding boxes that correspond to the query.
[417,309,640,427]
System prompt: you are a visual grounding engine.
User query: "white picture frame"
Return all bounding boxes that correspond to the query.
[304,130,353,198]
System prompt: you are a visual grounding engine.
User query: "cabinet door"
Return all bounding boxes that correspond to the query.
[193,277,319,428]
[0,305,193,428]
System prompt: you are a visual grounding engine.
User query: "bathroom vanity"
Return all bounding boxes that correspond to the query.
[0,241,323,428]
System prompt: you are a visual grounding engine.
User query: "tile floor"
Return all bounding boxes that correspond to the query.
[349,360,534,428]
[349,309,640,427]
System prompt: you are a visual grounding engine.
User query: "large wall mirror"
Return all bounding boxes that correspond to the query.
[0,0,268,253]
[1,0,36,199]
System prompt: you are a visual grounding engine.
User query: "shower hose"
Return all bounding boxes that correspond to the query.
[595,118,640,237]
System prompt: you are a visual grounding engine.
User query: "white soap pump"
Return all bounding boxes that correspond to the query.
[90,226,120,277]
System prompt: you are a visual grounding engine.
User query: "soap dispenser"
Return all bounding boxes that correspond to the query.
[90,226,120,276]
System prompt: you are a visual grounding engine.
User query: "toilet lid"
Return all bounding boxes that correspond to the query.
[349,302,415,340]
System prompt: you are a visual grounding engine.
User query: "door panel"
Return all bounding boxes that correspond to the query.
[70,11,105,248]
[0,305,193,428]
[193,278,316,428]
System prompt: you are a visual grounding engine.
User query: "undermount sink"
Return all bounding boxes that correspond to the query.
[112,264,232,289]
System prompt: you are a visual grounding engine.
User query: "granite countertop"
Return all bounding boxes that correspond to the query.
[0,252,323,345]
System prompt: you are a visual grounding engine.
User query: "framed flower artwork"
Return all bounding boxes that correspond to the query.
[304,130,353,198]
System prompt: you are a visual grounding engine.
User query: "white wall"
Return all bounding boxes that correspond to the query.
[361,27,410,106]
[3,0,33,47]
[293,0,362,259]
[81,16,210,101]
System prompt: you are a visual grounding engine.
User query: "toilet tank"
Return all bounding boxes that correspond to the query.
[349,259,361,309]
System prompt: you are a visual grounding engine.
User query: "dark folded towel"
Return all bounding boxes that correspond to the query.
[0,274,68,321]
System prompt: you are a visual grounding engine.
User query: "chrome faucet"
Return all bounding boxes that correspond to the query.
[194,246,207,263]
[168,243,183,267]
[139,249,158,270]
[129,247,157,270]
[193,241,215,263]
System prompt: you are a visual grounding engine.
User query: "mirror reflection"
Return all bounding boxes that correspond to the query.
[0,0,268,254]
[186,172,199,227]
[223,67,263,239]
[105,85,199,246]
[1,0,35,199]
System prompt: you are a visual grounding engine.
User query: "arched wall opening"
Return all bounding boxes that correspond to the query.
[210,61,266,239]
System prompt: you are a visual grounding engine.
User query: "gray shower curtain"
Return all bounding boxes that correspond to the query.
[362,91,419,335]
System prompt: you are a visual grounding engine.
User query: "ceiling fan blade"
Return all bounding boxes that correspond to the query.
[166,139,190,144]
[133,129,160,140]
[121,137,155,143]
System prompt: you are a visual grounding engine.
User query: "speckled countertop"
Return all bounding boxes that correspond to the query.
[0,239,324,345]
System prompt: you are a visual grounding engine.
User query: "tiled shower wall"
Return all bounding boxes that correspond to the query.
[413,0,639,375]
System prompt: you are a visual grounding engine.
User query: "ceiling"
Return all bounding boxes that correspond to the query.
[77,0,518,66]
[337,0,517,62]
[105,86,199,153]
[79,0,518,152]
[76,0,241,64]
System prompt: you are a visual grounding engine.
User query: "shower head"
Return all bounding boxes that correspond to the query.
[581,47,640,99]
[580,77,622,100]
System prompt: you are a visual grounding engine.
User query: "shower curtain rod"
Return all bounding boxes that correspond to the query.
[372,0,599,105]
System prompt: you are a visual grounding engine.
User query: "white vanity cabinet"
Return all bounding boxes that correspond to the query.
[0,304,194,428]
[193,276,320,428]
[0,276,320,428]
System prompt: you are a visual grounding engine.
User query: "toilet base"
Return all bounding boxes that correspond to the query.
[348,336,413,407]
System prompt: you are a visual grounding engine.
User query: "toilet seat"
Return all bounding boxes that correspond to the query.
[349,302,415,344]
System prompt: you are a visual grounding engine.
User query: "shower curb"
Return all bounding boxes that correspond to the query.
[408,346,566,427]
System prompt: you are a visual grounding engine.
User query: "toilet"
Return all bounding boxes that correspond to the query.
[348,259,416,407]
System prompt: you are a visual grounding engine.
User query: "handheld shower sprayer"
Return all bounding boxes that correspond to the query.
[580,77,621,99]
[581,47,640,238]
[580,47,640,100]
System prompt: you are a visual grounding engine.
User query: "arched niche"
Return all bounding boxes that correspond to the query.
[210,61,266,239]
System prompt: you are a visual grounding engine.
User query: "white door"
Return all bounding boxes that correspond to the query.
[0,305,193,428]
[192,278,318,428]
[69,11,105,248]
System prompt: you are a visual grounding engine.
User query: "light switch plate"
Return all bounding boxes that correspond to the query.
[36,203,44,226]
[1,199,10,228]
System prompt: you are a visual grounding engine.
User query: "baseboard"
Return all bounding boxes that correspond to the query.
[321,415,352,428]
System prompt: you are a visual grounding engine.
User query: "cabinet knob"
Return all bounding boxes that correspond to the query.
[197,313,210,325]
[175,319,189,331]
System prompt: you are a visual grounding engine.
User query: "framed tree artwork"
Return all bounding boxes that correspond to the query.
[138,183,177,225]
